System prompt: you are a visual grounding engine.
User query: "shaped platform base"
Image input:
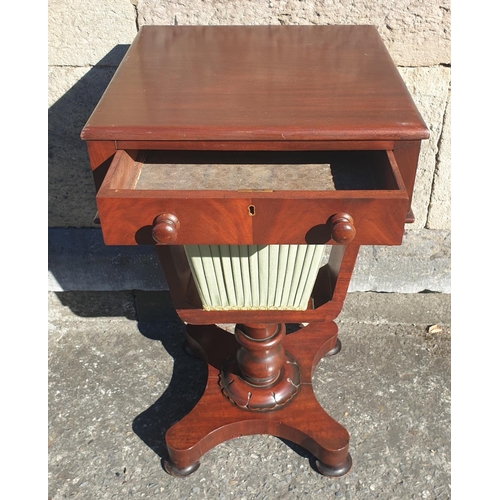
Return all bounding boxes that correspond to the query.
[163,322,351,477]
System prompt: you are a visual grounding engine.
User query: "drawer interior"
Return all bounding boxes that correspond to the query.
[110,150,405,193]
[97,148,409,246]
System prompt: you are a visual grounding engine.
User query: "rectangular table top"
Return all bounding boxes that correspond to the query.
[81,25,428,143]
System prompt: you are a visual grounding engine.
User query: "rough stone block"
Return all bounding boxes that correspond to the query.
[48,0,137,66]
[137,0,450,66]
[350,228,451,293]
[338,291,451,326]
[398,67,451,228]
[49,64,122,227]
[427,91,451,229]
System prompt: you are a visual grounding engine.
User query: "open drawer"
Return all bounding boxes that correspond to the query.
[96,149,409,246]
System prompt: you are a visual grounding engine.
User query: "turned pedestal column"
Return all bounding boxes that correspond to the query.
[220,323,300,410]
[162,321,351,478]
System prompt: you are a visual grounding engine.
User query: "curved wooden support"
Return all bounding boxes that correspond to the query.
[219,323,301,411]
[163,322,350,476]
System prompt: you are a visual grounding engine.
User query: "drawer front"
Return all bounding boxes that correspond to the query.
[96,149,409,246]
[251,197,408,245]
[97,197,254,245]
[97,195,408,246]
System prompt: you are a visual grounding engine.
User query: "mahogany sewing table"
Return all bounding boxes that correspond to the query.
[81,25,428,477]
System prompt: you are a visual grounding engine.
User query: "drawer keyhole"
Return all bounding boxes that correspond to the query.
[248,205,256,216]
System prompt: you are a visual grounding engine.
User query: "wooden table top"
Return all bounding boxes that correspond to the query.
[81,25,428,143]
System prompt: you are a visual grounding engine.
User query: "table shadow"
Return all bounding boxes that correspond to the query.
[132,319,207,460]
[132,316,318,469]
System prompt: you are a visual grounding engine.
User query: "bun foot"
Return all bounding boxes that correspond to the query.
[161,457,200,477]
[324,339,342,357]
[315,453,352,477]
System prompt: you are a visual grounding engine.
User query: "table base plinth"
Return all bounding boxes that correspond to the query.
[162,322,351,477]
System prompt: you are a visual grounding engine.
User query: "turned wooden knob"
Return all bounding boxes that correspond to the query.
[152,213,180,244]
[330,213,356,244]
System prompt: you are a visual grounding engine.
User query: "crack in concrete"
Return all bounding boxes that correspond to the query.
[397,63,451,69]
[49,64,119,69]
[131,0,140,32]
[425,86,451,229]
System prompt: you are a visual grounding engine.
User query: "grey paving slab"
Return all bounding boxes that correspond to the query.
[48,228,451,293]
[48,292,450,499]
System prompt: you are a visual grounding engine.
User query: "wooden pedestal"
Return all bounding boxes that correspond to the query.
[154,244,359,477]
[162,322,351,478]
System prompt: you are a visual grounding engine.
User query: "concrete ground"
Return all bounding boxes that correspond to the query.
[48,291,451,500]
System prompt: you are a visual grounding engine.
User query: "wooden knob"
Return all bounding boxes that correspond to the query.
[330,213,356,244]
[152,213,180,244]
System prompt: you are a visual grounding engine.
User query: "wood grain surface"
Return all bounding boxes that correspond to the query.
[81,25,429,143]
[96,149,409,246]
[165,322,350,472]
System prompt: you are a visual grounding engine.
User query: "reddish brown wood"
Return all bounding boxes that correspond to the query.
[152,213,180,244]
[85,140,116,193]
[81,26,428,477]
[81,26,428,144]
[405,208,416,224]
[103,150,142,190]
[116,140,395,151]
[98,195,409,246]
[86,140,116,171]
[235,324,284,383]
[163,322,350,476]
[96,149,409,246]
[329,246,361,311]
[330,213,356,244]
[393,141,422,216]
[219,323,300,410]
[155,244,360,325]
[155,246,202,311]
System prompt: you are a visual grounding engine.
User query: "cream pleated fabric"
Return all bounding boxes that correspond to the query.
[184,244,325,311]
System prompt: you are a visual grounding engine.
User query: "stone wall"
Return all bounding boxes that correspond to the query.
[48,0,451,293]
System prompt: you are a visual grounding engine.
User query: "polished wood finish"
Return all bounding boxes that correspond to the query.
[152,213,180,244]
[81,26,428,143]
[393,140,423,212]
[86,141,116,171]
[234,324,285,383]
[116,140,396,152]
[219,323,301,410]
[330,213,356,244]
[81,25,428,478]
[85,140,116,193]
[96,149,409,246]
[163,322,350,475]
